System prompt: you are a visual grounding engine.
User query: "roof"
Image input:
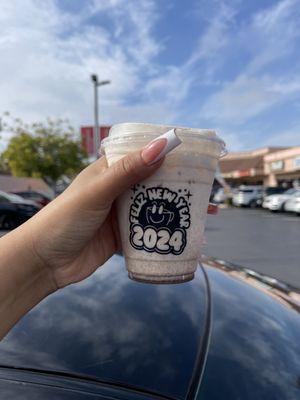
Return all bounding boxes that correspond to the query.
[224,147,289,159]
[0,255,209,400]
[0,174,53,195]
[218,147,288,175]
[220,156,263,174]
[264,146,300,162]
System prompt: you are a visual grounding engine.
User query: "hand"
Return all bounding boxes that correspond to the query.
[26,143,218,290]
[26,140,166,289]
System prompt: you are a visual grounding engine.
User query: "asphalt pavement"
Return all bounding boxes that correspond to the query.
[204,206,300,288]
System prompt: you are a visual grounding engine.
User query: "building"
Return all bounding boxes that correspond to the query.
[0,174,53,195]
[264,147,300,187]
[219,147,288,187]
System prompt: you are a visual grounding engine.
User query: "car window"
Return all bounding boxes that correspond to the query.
[1,192,24,202]
[238,189,253,193]
[17,192,51,200]
[284,188,296,195]
[16,192,31,198]
[0,195,9,203]
[23,193,39,199]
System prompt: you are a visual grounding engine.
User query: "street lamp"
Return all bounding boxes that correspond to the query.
[91,74,111,158]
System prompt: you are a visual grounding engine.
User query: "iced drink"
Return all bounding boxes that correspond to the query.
[101,123,226,284]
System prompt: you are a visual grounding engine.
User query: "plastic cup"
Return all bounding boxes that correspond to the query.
[101,123,226,284]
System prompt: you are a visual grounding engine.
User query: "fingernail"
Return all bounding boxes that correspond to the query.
[141,129,182,166]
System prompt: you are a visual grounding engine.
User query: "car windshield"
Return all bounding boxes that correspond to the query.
[0,192,25,202]
[284,189,296,195]
[239,189,254,193]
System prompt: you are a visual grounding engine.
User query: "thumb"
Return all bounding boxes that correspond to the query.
[99,138,166,204]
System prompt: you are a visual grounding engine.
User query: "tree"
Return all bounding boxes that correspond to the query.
[1,114,87,186]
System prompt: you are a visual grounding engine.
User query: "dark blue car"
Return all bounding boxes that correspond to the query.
[0,255,299,399]
[0,191,40,229]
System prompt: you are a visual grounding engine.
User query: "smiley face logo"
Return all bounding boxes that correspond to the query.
[129,186,191,255]
[146,201,174,227]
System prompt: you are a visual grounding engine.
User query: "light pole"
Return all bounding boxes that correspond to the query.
[91,74,111,158]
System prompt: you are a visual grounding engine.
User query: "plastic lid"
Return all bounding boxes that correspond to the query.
[102,123,227,157]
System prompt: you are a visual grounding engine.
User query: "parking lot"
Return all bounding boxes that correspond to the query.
[1,206,299,288]
[205,207,300,288]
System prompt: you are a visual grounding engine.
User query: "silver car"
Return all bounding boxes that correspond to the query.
[232,185,263,208]
[263,188,300,211]
[284,191,300,215]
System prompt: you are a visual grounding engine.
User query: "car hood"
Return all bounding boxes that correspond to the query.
[0,256,299,400]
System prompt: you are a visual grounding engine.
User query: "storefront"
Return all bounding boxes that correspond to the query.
[219,147,285,187]
[264,147,300,188]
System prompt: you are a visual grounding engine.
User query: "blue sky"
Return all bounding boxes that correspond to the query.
[1,0,300,151]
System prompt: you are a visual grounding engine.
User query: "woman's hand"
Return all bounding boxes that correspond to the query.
[26,139,168,289]
[26,141,218,289]
[26,149,218,289]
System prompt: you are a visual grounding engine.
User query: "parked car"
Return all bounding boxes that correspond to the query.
[262,187,287,208]
[262,188,300,211]
[283,191,300,215]
[12,190,53,207]
[232,185,263,208]
[213,187,227,203]
[0,255,299,399]
[263,186,287,198]
[0,190,41,229]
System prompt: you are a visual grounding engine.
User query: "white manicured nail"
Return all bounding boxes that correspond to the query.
[148,129,182,165]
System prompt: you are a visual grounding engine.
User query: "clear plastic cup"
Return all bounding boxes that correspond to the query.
[101,123,226,284]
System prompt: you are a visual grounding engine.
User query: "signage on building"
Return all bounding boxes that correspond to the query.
[235,169,251,177]
[81,126,111,155]
[294,156,300,169]
[270,160,284,171]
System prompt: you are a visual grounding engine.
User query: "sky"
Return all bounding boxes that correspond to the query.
[0,0,300,151]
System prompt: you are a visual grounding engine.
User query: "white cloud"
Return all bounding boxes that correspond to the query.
[187,1,236,67]
[200,0,300,124]
[201,76,278,123]
[0,0,180,142]
[248,0,300,74]
[201,75,300,124]
[88,0,162,66]
[253,0,298,33]
[144,65,193,105]
[214,127,248,152]
[261,127,300,147]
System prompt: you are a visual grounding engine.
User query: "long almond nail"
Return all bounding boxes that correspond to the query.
[141,138,167,165]
[141,129,182,166]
